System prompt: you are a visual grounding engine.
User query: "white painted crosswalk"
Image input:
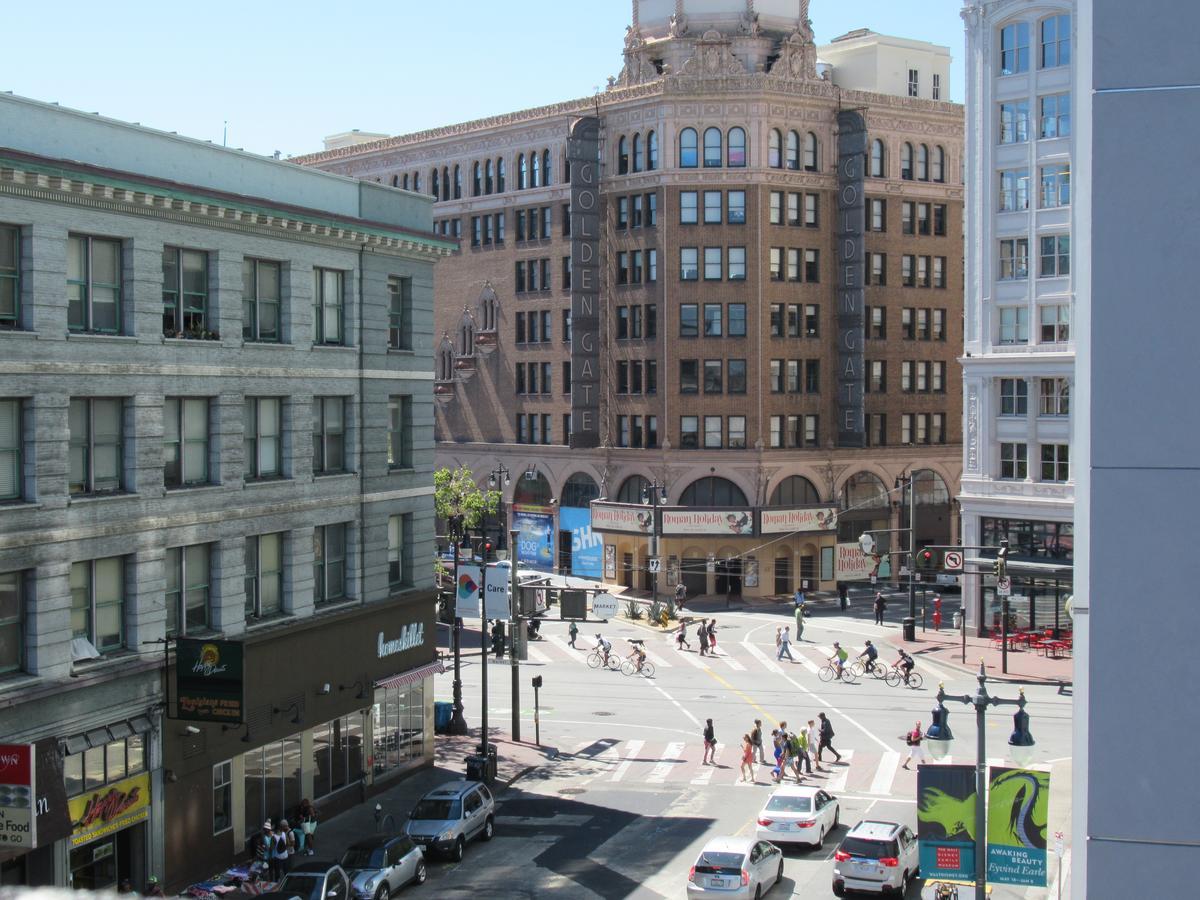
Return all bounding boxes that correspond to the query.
[646,741,686,784]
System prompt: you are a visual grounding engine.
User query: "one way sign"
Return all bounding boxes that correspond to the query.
[943,550,963,571]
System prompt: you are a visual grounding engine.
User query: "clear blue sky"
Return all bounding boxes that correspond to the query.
[3,0,964,159]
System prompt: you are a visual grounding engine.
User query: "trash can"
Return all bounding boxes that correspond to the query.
[953,610,963,631]
[476,742,498,782]
[434,701,453,733]
[465,754,487,782]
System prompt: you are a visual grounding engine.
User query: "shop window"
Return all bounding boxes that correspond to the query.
[213,761,233,834]
[313,713,366,799]
[372,680,426,777]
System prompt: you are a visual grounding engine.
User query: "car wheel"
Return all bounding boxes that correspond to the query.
[452,836,465,862]
[833,808,840,829]
[899,871,910,895]
[754,886,762,900]
[413,861,427,885]
[481,816,494,841]
[832,882,846,898]
[776,860,784,886]
[373,884,389,900]
[816,827,825,847]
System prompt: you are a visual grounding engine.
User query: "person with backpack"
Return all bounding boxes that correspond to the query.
[697,620,710,656]
[702,718,717,765]
[273,819,293,878]
[806,719,824,772]
[706,619,718,652]
[675,582,687,611]
[256,822,273,877]
[817,712,842,764]
[769,729,785,783]
[787,732,807,783]
[901,721,926,769]
[568,620,579,649]
[794,726,813,775]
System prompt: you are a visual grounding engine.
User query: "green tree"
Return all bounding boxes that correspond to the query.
[434,465,500,543]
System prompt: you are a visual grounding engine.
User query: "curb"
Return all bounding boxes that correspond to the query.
[908,646,1073,688]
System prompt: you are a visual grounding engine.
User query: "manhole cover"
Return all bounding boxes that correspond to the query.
[558,787,586,795]
[593,711,615,716]
[698,694,719,700]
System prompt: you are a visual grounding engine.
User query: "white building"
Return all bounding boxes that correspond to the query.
[960,1,1075,635]
[818,29,952,101]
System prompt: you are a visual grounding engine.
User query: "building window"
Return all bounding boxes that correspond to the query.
[1039,235,1071,278]
[1040,164,1071,208]
[680,304,699,337]
[999,307,1029,345]
[703,191,721,224]
[312,397,346,475]
[727,247,747,282]
[932,73,942,100]
[69,397,123,495]
[648,131,659,170]
[803,133,819,171]
[1000,101,1030,144]
[388,276,412,350]
[869,306,886,339]
[727,190,746,224]
[768,129,782,168]
[313,268,344,345]
[680,191,698,224]
[770,247,783,281]
[1041,444,1070,482]
[680,128,698,168]
[164,397,209,487]
[67,235,122,334]
[244,532,283,619]
[1040,93,1071,139]
[1041,304,1070,343]
[679,359,698,393]
[769,191,782,225]
[786,130,800,170]
[727,359,747,394]
[243,259,281,343]
[388,513,412,590]
[868,361,886,392]
[680,247,698,281]
[704,416,722,449]
[1000,378,1028,415]
[869,198,886,231]
[1039,378,1070,417]
[727,303,747,337]
[1,400,22,502]
[313,523,348,605]
[1041,13,1071,69]
[999,238,1030,280]
[165,543,210,637]
[999,21,1030,75]
[999,169,1030,212]
[869,139,885,177]
[805,193,819,227]
[703,359,722,394]
[70,556,125,653]
[0,225,18,330]
[703,247,722,281]
[727,416,746,449]
[908,68,919,97]
[0,570,24,673]
[703,303,723,337]
[868,413,887,446]
[902,255,915,287]
[727,127,747,167]
[393,400,417,472]
[804,250,819,283]
[617,136,629,174]
[213,761,233,835]
[245,397,282,480]
[933,257,946,289]
[161,247,208,337]
[680,416,699,449]
[900,143,913,180]
[768,416,783,448]
[703,127,722,167]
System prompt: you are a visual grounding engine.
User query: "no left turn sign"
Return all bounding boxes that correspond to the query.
[943,550,963,571]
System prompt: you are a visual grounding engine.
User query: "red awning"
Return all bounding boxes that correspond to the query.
[375,659,444,690]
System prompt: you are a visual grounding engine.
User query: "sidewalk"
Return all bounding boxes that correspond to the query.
[312,729,554,862]
[885,627,1073,687]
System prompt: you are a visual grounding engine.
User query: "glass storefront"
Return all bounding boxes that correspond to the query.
[371,681,426,778]
[69,822,145,892]
[242,736,303,837]
[981,517,1073,561]
[312,714,366,800]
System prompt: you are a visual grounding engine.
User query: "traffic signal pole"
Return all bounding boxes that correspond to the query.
[904,475,917,641]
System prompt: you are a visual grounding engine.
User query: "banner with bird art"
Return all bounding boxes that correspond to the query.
[986,766,1051,886]
[917,764,977,881]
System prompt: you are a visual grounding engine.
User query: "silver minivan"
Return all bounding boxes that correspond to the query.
[404,780,495,861]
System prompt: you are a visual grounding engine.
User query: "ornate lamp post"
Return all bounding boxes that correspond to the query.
[641,479,668,604]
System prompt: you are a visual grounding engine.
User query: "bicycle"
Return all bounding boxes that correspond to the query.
[884,664,924,689]
[818,662,858,683]
[587,648,621,670]
[849,658,888,680]
[620,654,655,677]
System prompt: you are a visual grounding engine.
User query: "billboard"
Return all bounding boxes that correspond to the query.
[836,108,867,448]
[514,509,555,572]
[568,116,601,448]
[835,542,891,580]
[917,764,977,882]
[560,506,603,578]
[68,772,150,847]
[987,766,1051,887]
[175,638,245,724]
[662,509,753,536]
[591,502,654,534]
[0,743,35,850]
[760,507,839,534]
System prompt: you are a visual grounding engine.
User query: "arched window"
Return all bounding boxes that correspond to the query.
[513,470,553,507]
[647,130,658,170]
[413,172,421,193]
[497,157,506,192]
[917,144,929,181]
[703,127,722,167]
[478,286,498,332]
[453,164,462,199]
[804,132,819,171]
[679,128,698,168]
[900,143,914,180]
[471,163,480,196]
[561,472,600,508]
[837,471,891,545]
[632,134,643,172]
[442,166,451,201]
[727,127,747,167]
[518,153,527,189]
[402,173,409,190]
[679,476,748,507]
[431,168,439,199]
[618,136,629,174]
[531,152,541,187]
[768,129,783,168]
[616,475,650,504]
[391,175,399,187]
[841,471,890,509]
[768,476,821,506]
[484,159,494,195]
[542,149,552,185]
[458,318,474,356]
[900,469,953,549]
[786,130,800,170]
[437,343,455,381]
[870,139,886,177]
[932,145,945,183]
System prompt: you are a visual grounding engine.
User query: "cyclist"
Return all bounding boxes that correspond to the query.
[594,633,612,667]
[829,642,849,678]
[894,647,916,685]
[628,639,647,672]
[857,639,880,675]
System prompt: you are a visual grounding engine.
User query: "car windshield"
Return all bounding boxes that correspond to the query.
[277,873,323,900]
[411,798,461,820]
[840,837,898,859]
[340,847,386,869]
[693,851,745,875]
[766,795,812,813]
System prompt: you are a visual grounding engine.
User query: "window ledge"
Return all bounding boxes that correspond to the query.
[241,341,294,350]
[314,598,359,616]
[387,348,416,356]
[388,466,415,474]
[0,500,41,512]
[69,491,137,506]
[72,648,140,675]
[0,329,38,340]
[243,476,292,488]
[244,612,293,632]
[0,671,42,696]
[65,332,137,343]
[165,483,226,495]
[314,471,358,481]
[311,344,355,352]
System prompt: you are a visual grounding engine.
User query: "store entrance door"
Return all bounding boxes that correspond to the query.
[70,822,145,892]
[681,559,707,599]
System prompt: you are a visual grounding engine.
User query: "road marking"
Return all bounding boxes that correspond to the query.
[824,750,856,793]
[640,645,674,668]
[915,657,954,682]
[691,743,723,785]
[526,644,553,664]
[674,648,710,670]
[837,793,918,805]
[741,641,785,675]
[651,683,702,727]
[870,751,901,796]
[544,634,587,664]
[711,651,747,671]
[609,739,645,783]
[792,647,821,674]
[646,741,686,784]
[696,665,780,728]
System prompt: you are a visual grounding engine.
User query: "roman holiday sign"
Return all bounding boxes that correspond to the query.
[836,108,867,448]
[591,502,654,534]
[568,116,601,449]
[377,623,425,658]
[760,507,839,534]
[662,510,754,536]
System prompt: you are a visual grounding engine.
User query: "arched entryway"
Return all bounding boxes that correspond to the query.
[900,469,953,550]
[678,476,748,507]
[512,469,555,571]
[838,472,893,554]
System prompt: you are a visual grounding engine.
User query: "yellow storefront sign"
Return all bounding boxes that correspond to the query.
[68,772,151,847]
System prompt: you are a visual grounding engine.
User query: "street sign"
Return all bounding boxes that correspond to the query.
[648,557,662,573]
[591,593,619,618]
[1054,831,1064,858]
[870,574,877,585]
[996,576,1012,597]
[943,550,963,571]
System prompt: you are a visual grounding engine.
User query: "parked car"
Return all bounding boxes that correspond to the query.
[686,835,784,898]
[832,820,919,896]
[275,862,350,900]
[755,785,840,848]
[404,780,495,861]
[340,834,426,898]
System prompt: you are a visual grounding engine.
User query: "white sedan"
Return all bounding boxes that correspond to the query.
[755,785,840,848]
[686,836,784,898]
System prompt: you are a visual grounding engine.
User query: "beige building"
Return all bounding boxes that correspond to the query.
[295,0,965,599]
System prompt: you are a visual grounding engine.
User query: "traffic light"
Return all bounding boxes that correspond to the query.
[993,558,1003,577]
[919,548,937,571]
[996,542,1009,578]
[483,540,494,561]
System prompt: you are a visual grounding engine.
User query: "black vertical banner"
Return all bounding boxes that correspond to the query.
[836,109,866,448]
[568,116,601,448]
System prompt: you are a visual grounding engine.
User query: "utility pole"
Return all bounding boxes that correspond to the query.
[509,528,521,742]
[478,533,489,756]
[448,516,467,734]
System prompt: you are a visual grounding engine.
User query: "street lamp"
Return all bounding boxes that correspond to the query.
[641,480,668,605]
[488,464,511,553]
[446,514,469,735]
[925,663,1037,893]
[896,472,918,642]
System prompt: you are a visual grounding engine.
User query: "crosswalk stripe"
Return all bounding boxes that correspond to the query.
[640,645,673,668]
[792,647,821,674]
[870,751,901,796]
[646,742,687,784]
[543,633,588,664]
[674,648,710,669]
[916,657,954,683]
[711,652,746,671]
[824,749,856,793]
[742,641,785,675]
[691,743,723,785]
[610,739,645,783]
[525,644,553,664]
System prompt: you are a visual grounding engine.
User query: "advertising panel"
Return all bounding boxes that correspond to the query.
[0,743,34,849]
[835,542,891,580]
[917,764,977,882]
[68,771,150,847]
[662,509,753,536]
[604,545,616,579]
[560,506,603,579]
[987,766,1051,887]
[456,564,481,618]
[760,507,839,534]
[568,116,602,448]
[175,638,244,724]
[591,502,654,534]
[514,510,555,572]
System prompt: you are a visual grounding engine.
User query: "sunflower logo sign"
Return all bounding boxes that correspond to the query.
[456,565,482,618]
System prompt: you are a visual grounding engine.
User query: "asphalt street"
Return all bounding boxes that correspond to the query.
[419,603,1073,899]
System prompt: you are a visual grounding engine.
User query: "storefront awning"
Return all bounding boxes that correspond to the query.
[60,716,155,756]
[375,659,444,690]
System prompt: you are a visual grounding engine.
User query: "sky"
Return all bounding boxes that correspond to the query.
[2,0,965,159]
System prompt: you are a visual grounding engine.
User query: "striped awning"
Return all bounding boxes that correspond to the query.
[375,659,444,690]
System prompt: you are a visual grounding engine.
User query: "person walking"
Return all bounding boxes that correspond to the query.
[702,718,717,764]
[794,601,806,642]
[675,621,691,650]
[902,721,926,769]
[777,625,795,661]
[675,582,687,611]
[568,620,579,648]
[750,719,767,765]
[795,725,813,774]
[706,619,718,653]
[256,822,273,877]
[740,734,755,782]
[274,819,293,878]
[838,582,849,610]
[873,591,887,626]
[697,620,710,656]
[770,729,785,783]
[932,595,943,631]
[298,799,318,855]
[817,712,842,763]
[793,586,805,609]
[807,720,824,772]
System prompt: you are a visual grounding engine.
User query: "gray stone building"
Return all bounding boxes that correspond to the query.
[0,93,451,889]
